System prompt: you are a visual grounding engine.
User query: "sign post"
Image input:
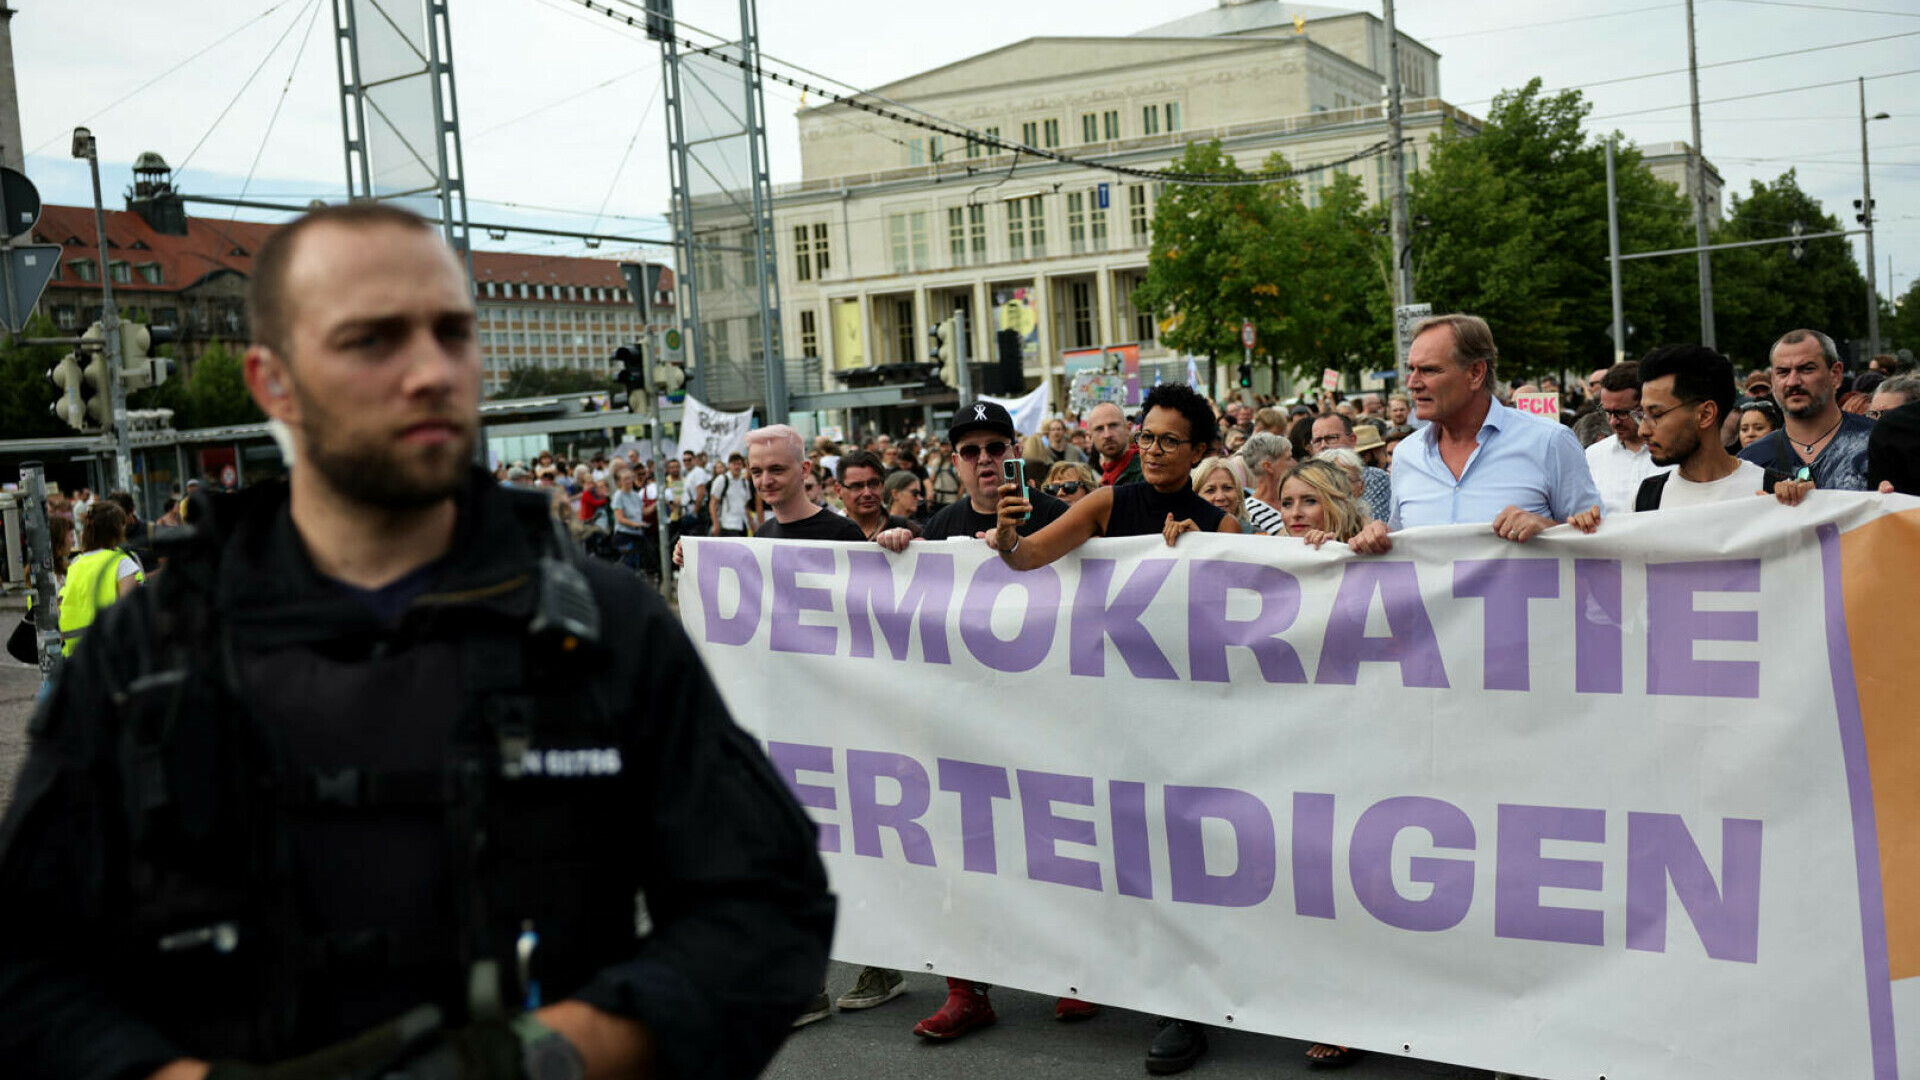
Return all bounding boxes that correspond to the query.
[1240,320,1255,400]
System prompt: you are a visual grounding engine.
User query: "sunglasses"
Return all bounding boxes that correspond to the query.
[957,441,1011,460]
[1042,481,1088,496]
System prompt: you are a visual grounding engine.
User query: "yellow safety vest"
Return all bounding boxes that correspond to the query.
[58,548,144,656]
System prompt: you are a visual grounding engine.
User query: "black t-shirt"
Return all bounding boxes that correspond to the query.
[754,507,868,542]
[922,491,1069,540]
[1869,400,1920,495]
[1103,481,1228,538]
[1737,412,1874,491]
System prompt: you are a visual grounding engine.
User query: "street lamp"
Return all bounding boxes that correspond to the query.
[71,126,132,493]
[1859,80,1890,357]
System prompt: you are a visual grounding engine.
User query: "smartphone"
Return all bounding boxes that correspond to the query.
[1001,457,1031,522]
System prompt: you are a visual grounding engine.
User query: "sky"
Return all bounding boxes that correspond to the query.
[12,0,1920,321]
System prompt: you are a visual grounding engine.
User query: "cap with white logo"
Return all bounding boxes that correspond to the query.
[948,399,1017,444]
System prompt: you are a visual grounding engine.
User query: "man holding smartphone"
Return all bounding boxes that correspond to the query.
[879,401,1068,548]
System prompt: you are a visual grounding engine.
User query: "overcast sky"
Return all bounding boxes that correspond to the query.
[13,0,1920,325]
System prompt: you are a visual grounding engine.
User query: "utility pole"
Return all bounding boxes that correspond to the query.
[19,463,64,681]
[1684,0,1715,348]
[1860,77,1883,358]
[953,307,973,404]
[1606,136,1626,364]
[1382,0,1416,380]
[75,127,131,493]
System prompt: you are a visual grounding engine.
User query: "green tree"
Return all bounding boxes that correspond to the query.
[1884,278,1920,359]
[1411,79,1695,378]
[1266,169,1393,381]
[176,341,264,428]
[491,364,614,399]
[0,316,71,439]
[1708,170,1869,369]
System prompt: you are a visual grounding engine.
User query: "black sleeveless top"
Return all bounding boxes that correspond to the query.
[1103,481,1228,538]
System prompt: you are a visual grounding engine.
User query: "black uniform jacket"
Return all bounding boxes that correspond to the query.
[0,470,835,1080]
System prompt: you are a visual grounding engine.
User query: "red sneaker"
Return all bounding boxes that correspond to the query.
[912,979,996,1040]
[1054,997,1099,1021]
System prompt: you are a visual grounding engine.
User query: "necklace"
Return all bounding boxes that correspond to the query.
[1788,414,1843,459]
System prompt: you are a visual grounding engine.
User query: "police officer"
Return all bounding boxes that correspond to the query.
[0,204,834,1080]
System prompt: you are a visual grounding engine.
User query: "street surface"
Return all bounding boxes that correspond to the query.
[0,658,1488,1079]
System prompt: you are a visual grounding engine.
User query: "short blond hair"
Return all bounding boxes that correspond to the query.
[1190,457,1247,518]
[1411,313,1498,386]
[744,424,805,463]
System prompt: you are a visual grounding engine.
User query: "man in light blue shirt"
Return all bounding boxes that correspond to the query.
[1353,313,1601,553]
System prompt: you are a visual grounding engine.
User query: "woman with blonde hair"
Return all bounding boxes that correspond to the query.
[1040,460,1099,506]
[1277,459,1370,548]
[1190,456,1251,532]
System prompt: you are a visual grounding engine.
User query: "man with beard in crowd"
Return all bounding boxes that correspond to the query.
[1738,329,1874,490]
[1087,401,1144,487]
[1584,361,1671,515]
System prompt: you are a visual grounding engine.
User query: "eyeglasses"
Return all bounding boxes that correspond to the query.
[1602,407,1639,421]
[1042,481,1088,496]
[1629,400,1700,425]
[1134,431,1196,453]
[1309,434,1348,448]
[840,479,884,492]
[956,440,1011,460]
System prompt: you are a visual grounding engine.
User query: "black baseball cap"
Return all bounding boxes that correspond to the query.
[949,400,1016,444]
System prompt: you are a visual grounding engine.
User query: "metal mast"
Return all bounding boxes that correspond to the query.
[1684,0,1715,347]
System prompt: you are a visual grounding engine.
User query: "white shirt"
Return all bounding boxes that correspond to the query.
[1655,459,1766,510]
[682,466,711,508]
[713,470,752,529]
[1585,434,1672,516]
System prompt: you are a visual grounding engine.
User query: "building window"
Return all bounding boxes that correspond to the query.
[1007,195,1045,260]
[799,309,819,358]
[1122,274,1157,344]
[1020,121,1038,147]
[1081,113,1098,143]
[137,263,162,284]
[1142,105,1160,137]
[794,224,815,282]
[948,207,967,267]
[1090,193,1109,253]
[1068,281,1094,350]
[1007,199,1024,261]
[109,261,132,284]
[889,214,909,274]
[1129,184,1150,246]
[1164,102,1181,132]
[887,213,929,274]
[893,298,916,363]
[910,211,929,271]
[1042,119,1060,149]
[966,134,983,159]
[930,135,944,162]
[71,259,97,282]
[1103,109,1120,140]
[55,305,77,330]
[968,204,987,265]
[909,139,925,165]
[985,126,1000,151]
[1067,192,1087,255]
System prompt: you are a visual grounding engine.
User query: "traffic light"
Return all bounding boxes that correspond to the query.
[612,344,646,389]
[1237,363,1252,389]
[49,353,88,430]
[118,322,178,390]
[931,317,958,386]
[652,358,686,401]
[1855,197,1874,225]
[993,329,1023,395]
[1790,219,1806,264]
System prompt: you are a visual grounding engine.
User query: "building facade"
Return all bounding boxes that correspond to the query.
[769,0,1475,405]
[30,155,664,397]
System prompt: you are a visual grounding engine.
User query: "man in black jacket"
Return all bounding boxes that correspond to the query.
[0,203,833,1080]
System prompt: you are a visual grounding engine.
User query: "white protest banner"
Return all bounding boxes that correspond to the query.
[677,394,754,463]
[680,497,1920,1080]
[982,381,1051,437]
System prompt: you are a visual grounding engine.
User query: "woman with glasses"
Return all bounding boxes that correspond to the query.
[1041,461,1100,507]
[990,383,1241,573]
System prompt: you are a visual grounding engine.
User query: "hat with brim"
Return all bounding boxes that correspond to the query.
[949,400,1017,444]
[1745,371,1772,393]
[1352,424,1386,453]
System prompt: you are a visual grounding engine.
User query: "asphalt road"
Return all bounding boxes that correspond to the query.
[0,659,1491,1080]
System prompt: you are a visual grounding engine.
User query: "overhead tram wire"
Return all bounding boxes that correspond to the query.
[470,64,654,142]
[1421,2,1682,41]
[559,0,1398,187]
[231,0,327,223]
[28,1,298,156]
[176,0,321,177]
[1716,0,1920,16]
[588,75,666,235]
[1590,67,1920,119]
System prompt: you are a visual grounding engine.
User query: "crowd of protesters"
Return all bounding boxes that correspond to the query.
[655,315,1918,1077]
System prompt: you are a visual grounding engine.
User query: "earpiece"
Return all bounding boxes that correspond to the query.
[267,376,286,396]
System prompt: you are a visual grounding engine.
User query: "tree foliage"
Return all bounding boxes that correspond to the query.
[0,315,70,439]
[1708,170,1870,368]
[491,364,613,399]
[1884,278,1920,359]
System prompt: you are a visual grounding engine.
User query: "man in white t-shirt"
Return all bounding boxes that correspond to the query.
[1630,344,1775,509]
[709,452,752,536]
[1584,360,1671,514]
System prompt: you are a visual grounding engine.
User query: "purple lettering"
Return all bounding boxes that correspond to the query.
[1646,560,1761,698]
[696,541,763,647]
[845,750,936,867]
[959,560,1061,673]
[1626,812,1762,963]
[846,550,954,663]
[1574,558,1624,694]
[1070,558,1177,679]
[1187,559,1308,684]
[1349,796,1476,932]
[937,758,1011,874]
[1453,559,1559,692]
[768,545,838,656]
[1166,785,1276,907]
[1316,562,1450,689]
[766,741,839,854]
[1292,792,1337,919]
[1494,804,1605,946]
[1109,780,1153,899]
[1016,770,1103,891]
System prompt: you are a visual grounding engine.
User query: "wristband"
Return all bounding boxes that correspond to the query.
[1005,533,1021,554]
